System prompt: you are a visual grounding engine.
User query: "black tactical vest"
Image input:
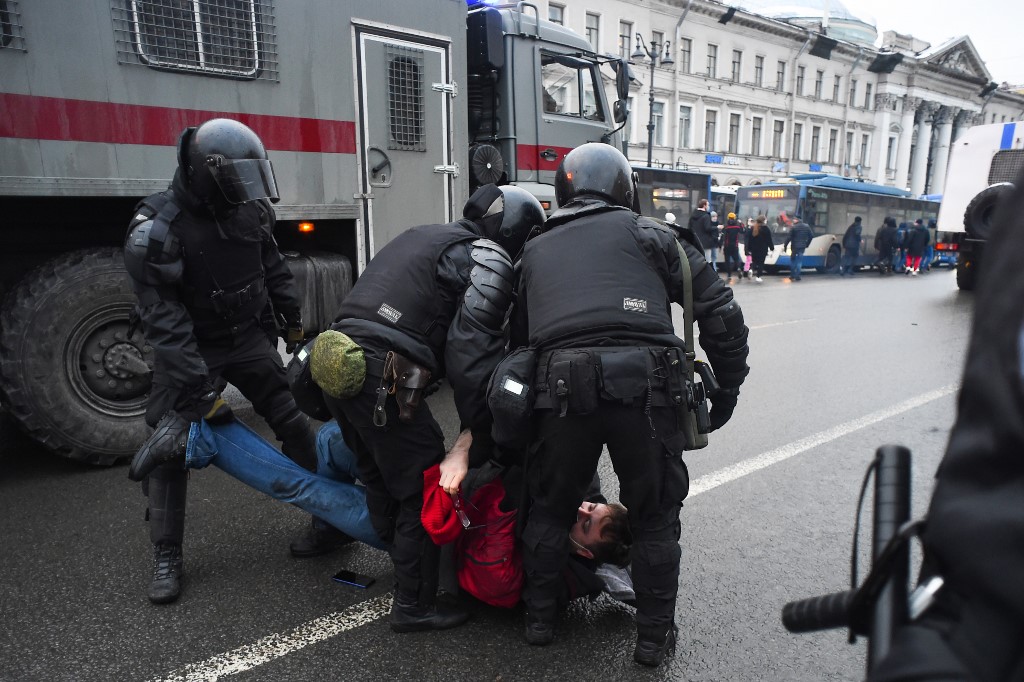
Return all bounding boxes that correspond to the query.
[521,207,674,348]
[142,192,269,332]
[338,220,477,354]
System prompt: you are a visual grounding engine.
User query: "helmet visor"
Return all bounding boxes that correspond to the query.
[208,157,280,204]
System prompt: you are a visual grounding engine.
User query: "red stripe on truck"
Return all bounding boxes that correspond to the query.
[0,93,356,154]
[516,143,576,172]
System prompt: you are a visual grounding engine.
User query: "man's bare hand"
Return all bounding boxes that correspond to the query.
[439,429,472,496]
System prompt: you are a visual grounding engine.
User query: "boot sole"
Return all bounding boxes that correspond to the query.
[389,614,470,633]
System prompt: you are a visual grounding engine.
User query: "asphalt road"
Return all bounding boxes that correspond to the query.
[0,265,972,681]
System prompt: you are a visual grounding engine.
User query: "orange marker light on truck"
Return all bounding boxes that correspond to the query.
[298,222,315,233]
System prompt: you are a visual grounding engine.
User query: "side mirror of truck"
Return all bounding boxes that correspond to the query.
[613,99,629,124]
[614,58,632,101]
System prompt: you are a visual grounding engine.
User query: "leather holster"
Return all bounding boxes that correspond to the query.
[384,351,433,423]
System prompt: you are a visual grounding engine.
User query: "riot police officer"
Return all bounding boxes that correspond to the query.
[320,184,544,632]
[123,118,318,604]
[512,143,750,665]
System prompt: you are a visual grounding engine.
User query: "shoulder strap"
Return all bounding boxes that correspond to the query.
[674,239,695,366]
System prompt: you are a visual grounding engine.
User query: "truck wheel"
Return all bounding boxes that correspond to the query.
[0,248,152,464]
[964,183,1014,241]
[818,246,841,273]
[956,255,977,291]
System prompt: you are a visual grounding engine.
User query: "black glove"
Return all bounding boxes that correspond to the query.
[281,315,304,354]
[708,389,739,432]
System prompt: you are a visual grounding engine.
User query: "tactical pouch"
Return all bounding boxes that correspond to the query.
[486,347,538,451]
[664,346,708,451]
[544,349,598,417]
[597,348,660,402]
[384,350,433,423]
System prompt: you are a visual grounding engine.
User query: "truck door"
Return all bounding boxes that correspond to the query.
[356,30,454,270]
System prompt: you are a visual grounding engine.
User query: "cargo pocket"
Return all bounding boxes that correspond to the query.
[660,431,690,505]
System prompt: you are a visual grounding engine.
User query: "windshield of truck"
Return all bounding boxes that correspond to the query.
[541,53,605,122]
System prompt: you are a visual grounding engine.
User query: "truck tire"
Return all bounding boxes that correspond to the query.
[0,248,152,464]
[964,183,1014,241]
[956,255,977,291]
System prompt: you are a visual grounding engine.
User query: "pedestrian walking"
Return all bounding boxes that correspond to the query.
[689,199,719,272]
[748,215,774,282]
[784,220,813,281]
[840,216,862,276]
[722,213,744,282]
[905,218,930,275]
[874,217,897,275]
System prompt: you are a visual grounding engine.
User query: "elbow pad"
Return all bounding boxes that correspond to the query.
[702,299,747,342]
[124,219,184,286]
[462,238,514,332]
[700,300,749,388]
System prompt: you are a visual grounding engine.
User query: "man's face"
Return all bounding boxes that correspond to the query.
[569,501,611,558]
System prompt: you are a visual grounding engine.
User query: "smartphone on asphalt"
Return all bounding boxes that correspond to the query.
[332,569,375,589]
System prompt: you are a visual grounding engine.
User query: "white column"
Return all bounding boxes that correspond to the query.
[895,97,919,190]
[872,94,895,184]
[910,102,939,196]
[930,106,958,196]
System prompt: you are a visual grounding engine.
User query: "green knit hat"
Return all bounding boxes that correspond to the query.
[309,330,366,399]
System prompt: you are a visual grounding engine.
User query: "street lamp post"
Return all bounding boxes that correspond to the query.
[632,33,674,167]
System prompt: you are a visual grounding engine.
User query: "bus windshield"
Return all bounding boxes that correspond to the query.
[735,186,799,232]
[634,168,710,223]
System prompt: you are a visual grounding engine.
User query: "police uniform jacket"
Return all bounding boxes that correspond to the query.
[334,219,503,431]
[124,171,302,394]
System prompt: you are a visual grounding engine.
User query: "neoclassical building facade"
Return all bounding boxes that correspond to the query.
[544,0,1024,193]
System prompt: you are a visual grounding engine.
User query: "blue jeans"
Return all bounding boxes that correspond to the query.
[707,246,718,271]
[790,249,805,279]
[186,420,387,549]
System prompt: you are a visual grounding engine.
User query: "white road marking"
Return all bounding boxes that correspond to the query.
[152,594,393,682]
[749,318,815,330]
[688,384,957,498]
[150,385,956,680]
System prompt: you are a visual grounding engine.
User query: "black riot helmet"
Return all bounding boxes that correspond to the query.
[177,118,280,205]
[463,184,545,258]
[554,142,635,209]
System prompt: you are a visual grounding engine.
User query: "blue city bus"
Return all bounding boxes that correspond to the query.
[633,166,712,225]
[734,174,940,273]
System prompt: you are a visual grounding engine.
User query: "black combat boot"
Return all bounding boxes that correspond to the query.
[633,625,677,667]
[289,518,356,558]
[148,543,183,604]
[389,589,470,633]
[129,411,190,482]
[524,616,555,646]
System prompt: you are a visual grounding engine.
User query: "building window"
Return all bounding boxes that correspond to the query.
[705,110,718,150]
[814,70,824,99]
[751,116,763,155]
[849,79,857,107]
[618,21,632,60]
[754,55,764,86]
[585,12,599,52]
[846,132,854,165]
[833,75,841,101]
[679,37,692,74]
[864,83,873,110]
[707,44,718,78]
[728,112,741,153]
[776,60,786,92]
[886,137,897,170]
[828,128,838,163]
[652,101,665,146]
[860,133,869,164]
[796,65,805,96]
[792,123,803,160]
[678,105,692,148]
[652,31,664,51]
[548,3,564,25]
[112,0,278,80]
[731,49,742,82]
[772,120,785,158]
[810,125,821,162]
